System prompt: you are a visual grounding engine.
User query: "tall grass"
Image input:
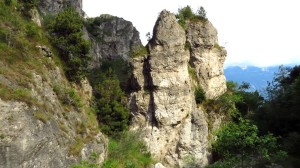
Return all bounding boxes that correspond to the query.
[103,131,153,168]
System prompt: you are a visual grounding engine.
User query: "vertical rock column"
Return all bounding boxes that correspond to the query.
[130,10,196,165]
[187,20,227,99]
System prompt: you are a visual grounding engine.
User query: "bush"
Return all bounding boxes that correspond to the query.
[130,46,147,58]
[195,86,205,104]
[4,0,12,6]
[18,0,38,18]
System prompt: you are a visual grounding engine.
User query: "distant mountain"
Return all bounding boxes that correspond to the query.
[224,66,280,91]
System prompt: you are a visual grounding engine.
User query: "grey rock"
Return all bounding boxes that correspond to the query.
[187,20,227,99]
[87,14,143,69]
[36,45,53,57]
[0,59,107,168]
[129,10,226,167]
[154,162,166,168]
[38,0,83,15]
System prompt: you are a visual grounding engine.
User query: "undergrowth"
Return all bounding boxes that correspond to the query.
[102,131,153,168]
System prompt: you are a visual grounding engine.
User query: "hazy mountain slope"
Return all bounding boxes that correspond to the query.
[224,66,279,91]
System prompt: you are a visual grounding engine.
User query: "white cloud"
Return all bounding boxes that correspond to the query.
[83,0,300,67]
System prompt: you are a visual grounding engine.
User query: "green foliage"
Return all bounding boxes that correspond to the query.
[98,59,132,91]
[195,86,205,104]
[33,111,50,123]
[71,153,100,168]
[188,64,197,81]
[47,8,91,82]
[102,131,153,168]
[176,5,208,28]
[176,5,194,28]
[184,41,191,51]
[197,6,207,20]
[203,81,243,118]
[211,119,287,167]
[69,138,84,156]
[18,0,38,18]
[4,0,12,6]
[253,65,300,157]
[93,69,129,137]
[53,84,83,109]
[130,46,147,58]
[25,24,41,39]
[84,14,116,39]
[0,84,37,106]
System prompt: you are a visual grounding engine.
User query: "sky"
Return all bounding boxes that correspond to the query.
[82,0,300,68]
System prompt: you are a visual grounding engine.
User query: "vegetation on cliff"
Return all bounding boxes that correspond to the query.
[176,5,207,28]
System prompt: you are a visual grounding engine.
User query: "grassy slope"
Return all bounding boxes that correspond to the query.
[0,1,63,104]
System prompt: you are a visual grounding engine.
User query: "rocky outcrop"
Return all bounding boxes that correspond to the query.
[187,20,227,99]
[0,57,107,167]
[129,10,227,167]
[38,0,83,15]
[86,14,143,69]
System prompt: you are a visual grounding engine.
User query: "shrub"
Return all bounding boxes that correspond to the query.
[4,0,12,6]
[69,137,84,156]
[195,86,205,104]
[33,111,50,123]
[188,64,197,81]
[130,46,147,58]
[52,84,83,109]
[18,0,38,18]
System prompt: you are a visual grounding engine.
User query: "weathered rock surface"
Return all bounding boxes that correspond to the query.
[187,20,227,99]
[0,58,107,168]
[129,10,227,167]
[86,14,143,69]
[38,0,83,15]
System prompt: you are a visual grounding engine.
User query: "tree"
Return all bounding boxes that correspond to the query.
[176,5,194,28]
[212,119,286,167]
[197,6,207,20]
[253,66,300,157]
[48,8,90,82]
[94,69,130,137]
[176,5,208,28]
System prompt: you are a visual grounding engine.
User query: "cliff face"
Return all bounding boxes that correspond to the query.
[86,14,143,69]
[129,10,227,167]
[38,0,83,15]
[187,20,227,99]
[0,67,107,168]
[0,1,107,167]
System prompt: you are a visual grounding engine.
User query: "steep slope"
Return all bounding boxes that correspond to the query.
[0,1,107,167]
[129,10,227,167]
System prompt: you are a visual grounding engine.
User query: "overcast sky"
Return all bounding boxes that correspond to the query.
[83,0,300,68]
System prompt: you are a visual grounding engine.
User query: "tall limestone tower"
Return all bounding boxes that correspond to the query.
[129,10,227,167]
